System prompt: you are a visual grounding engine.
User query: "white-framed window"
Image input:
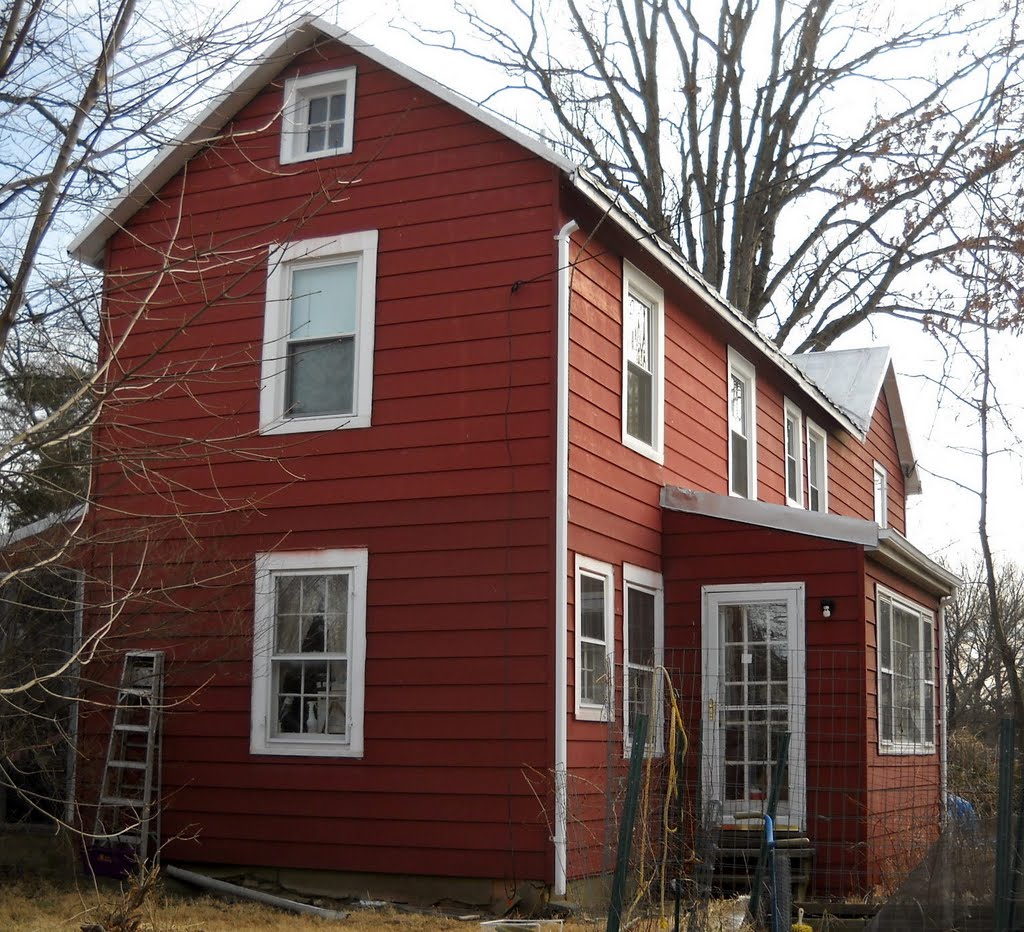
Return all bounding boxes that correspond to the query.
[806,420,828,513]
[783,399,803,508]
[251,549,368,758]
[260,230,378,435]
[621,261,665,463]
[876,587,935,754]
[280,68,357,164]
[873,462,888,527]
[727,348,757,499]
[623,564,664,757]
[575,555,614,722]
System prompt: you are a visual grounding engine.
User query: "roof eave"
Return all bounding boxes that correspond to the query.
[882,365,923,495]
[569,172,866,442]
[871,528,960,597]
[660,486,879,546]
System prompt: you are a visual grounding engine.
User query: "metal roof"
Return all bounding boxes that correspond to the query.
[788,348,921,494]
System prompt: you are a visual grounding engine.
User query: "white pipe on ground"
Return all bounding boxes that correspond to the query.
[164,864,348,921]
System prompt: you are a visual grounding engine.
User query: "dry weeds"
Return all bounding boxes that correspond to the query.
[0,877,610,932]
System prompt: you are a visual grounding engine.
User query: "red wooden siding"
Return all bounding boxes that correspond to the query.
[862,558,942,888]
[85,37,563,885]
[828,391,907,533]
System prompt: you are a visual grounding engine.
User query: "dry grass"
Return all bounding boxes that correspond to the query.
[0,877,610,932]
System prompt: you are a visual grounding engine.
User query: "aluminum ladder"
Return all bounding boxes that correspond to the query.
[92,650,164,864]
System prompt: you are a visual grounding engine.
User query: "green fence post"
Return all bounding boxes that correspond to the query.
[607,713,649,932]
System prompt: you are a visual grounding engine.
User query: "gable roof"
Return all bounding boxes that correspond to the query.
[789,348,921,494]
[70,14,907,458]
[68,15,574,268]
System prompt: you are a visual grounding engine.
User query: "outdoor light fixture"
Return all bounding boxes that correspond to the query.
[821,599,836,619]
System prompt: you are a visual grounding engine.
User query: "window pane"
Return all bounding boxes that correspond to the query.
[290,263,358,339]
[306,125,326,153]
[328,92,345,120]
[580,574,605,640]
[730,375,746,432]
[307,96,327,124]
[580,641,607,705]
[286,337,355,416]
[625,292,651,370]
[731,431,748,496]
[880,672,893,741]
[628,668,652,735]
[879,599,891,669]
[627,587,655,666]
[627,363,653,444]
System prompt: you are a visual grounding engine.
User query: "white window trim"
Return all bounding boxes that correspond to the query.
[873,462,889,528]
[574,555,615,722]
[280,68,357,165]
[783,398,804,508]
[875,586,936,756]
[806,419,828,513]
[251,548,368,758]
[260,230,378,435]
[620,261,665,464]
[727,348,757,499]
[622,564,664,758]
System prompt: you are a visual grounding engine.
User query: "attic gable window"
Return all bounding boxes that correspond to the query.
[727,348,757,499]
[280,68,356,164]
[260,230,378,435]
[621,261,665,463]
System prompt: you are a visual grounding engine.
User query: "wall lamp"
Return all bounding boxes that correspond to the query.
[821,599,836,619]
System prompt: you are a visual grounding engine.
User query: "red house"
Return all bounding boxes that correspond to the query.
[70,16,958,905]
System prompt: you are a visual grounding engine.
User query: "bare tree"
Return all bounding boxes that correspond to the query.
[0,0,313,834]
[412,0,1024,349]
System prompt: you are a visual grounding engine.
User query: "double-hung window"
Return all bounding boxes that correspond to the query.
[783,399,803,507]
[251,549,368,757]
[623,565,664,756]
[873,462,889,527]
[575,555,614,722]
[806,420,828,513]
[727,349,757,499]
[260,231,378,434]
[876,588,935,753]
[280,68,357,164]
[621,262,664,463]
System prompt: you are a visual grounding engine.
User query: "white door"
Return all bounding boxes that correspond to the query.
[702,584,806,831]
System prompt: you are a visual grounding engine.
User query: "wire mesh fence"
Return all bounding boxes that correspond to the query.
[557,649,1012,931]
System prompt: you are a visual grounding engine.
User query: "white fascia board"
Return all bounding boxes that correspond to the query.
[883,365,922,495]
[660,485,878,547]
[568,170,866,443]
[871,529,961,597]
[70,15,576,269]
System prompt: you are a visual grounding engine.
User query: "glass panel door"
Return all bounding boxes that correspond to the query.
[702,584,805,831]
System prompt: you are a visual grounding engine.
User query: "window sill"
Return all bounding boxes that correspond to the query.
[259,412,370,435]
[877,742,936,756]
[251,738,363,758]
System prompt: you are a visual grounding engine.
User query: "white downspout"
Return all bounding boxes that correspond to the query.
[553,218,577,897]
[938,596,948,823]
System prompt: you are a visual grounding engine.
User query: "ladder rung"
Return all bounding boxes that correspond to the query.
[114,724,150,733]
[118,687,155,697]
[100,795,147,807]
[110,760,148,770]
[118,833,142,844]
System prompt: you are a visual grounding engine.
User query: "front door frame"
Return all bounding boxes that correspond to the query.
[701,582,807,831]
